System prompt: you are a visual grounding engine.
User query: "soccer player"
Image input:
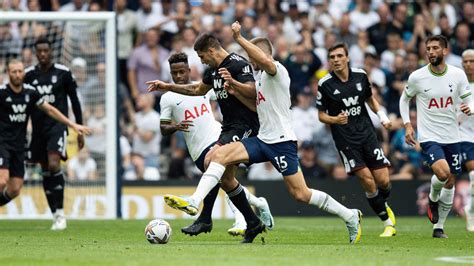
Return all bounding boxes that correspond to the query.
[317,42,396,237]
[460,49,474,232]
[147,32,264,237]
[160,52,273,236]
[400,35,473,238]
[0,60,90,207]
[158,22,362,244]
[24,38,85,230]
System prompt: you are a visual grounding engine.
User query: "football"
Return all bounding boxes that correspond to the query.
[144,219,172,244]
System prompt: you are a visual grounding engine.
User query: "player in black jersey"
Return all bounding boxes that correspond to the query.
[24,38,84,230]
[317,43,397,237]
[0,60,89,209]
[147,33,264,239]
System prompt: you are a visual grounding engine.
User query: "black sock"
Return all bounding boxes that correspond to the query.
[379,183,392,200]
[51,171,65,210]
[367,191,389,221]
[196,184,220,224]
[0,188,12,206]
[42,172,57,213]
[227,184,260,228]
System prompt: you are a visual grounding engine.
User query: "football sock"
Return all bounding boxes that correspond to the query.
[429,174,447,202]
[366,190,390,222]
[309,189,354,222]
[379,183,392,199]
[434,187,454,230]
[243,186,265,209]
[225,194,246,226]
[0,188,12,206]
[190,162,224,205]
[196,184,220,224]
[227,183,260,228]
[51,171,65,210]
[469,171,474,213]
[42,171,57,213]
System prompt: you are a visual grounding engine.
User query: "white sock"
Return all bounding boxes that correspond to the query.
[434,187,454,230]
[429,175,447,202]
[225,194,246,226]
[383,218,393,227]
[309,189,354,222]
[190,162,225,204]
[469,171,474,214]
[242,186,264,209]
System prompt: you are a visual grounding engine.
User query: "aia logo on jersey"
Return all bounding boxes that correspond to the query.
[184,103,211,120]
[256,91,266,105]
[428,97,453,109]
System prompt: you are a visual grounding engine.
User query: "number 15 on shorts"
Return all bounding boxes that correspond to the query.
[274,156,288,172]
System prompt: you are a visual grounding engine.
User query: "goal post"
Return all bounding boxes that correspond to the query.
[0,12,117,219]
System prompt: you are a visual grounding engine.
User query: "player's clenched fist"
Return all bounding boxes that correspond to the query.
[335,111,349,125]
[231,21,241,39]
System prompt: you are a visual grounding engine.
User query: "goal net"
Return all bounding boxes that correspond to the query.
[0,12,117,219]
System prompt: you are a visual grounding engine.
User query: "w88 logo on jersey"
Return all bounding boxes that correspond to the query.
[343,106,362,116]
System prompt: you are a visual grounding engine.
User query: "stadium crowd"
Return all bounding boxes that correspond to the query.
[0,0,473,181]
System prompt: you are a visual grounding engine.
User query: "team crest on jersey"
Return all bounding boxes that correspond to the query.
[356,83,362,91]
[25,94,30,103]
[51,75,57,83]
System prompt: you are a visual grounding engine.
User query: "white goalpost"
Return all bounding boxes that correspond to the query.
[0,12,117,219]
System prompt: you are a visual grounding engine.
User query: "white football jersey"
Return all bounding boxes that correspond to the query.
[405,64,472,143]
[256,61,297,143]
[160,90,221,161]
[459,82,474,143]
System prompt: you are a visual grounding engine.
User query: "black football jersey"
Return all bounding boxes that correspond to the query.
[0,83,43,150]
[202,53,259,132]
[24,63,79,132]
[316,68,377,147]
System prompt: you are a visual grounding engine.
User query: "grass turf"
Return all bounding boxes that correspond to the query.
[0,217,473,266]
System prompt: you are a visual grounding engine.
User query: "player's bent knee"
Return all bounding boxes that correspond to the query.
[290,189,310,203]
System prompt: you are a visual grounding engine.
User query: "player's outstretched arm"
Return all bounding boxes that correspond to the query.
[146,80,211,96]
[366,95,391,129]
[231,21,276,75]
[218,68,256,99]
[37,101,91,136]
[318,110,348,125]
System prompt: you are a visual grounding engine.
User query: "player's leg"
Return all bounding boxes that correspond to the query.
[0,168,10,205]
[371,168,397,237]
[0,149,25,205]
[283,171,362,244]
[466,159,474,231]
[225,194,247,236]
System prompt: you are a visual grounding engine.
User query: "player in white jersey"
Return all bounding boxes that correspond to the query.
[159,52,273,236]
[163,22,362,244]
[460,49,474,232]
[400,35,474,238]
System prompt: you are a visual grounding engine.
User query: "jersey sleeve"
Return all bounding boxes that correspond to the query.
[206,89,217,101]
[231,60,255,83]
[159,95,173,122]
[404,74,419,98]
[457,71,472,103]
[315,86,328,111]
[364,74,373,98]
[202,68,213,85]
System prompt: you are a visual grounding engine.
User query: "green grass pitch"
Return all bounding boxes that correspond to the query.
[0,217,473,266]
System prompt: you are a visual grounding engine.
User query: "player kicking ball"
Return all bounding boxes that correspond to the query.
[0,60,90,208]
[400,35,474,238]
[157,22,362,244]
[159,52,273,236]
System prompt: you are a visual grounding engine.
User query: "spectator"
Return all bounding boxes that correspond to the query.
[291,89,323,144]
[59,0,88,11]
[349,0,380,35]
[115,0,137,92]
[86,103,106,178]
[132,94,161,180]
[349,31,376,69]
[384,54,409,116]
[67,148,98,181]
[298,141,328,179]
[247,162,283,181]
[367,2,392,54]
[335,13,357,48]
[450,22,473,57]
[380,32,405,72]
[135,0,162,35]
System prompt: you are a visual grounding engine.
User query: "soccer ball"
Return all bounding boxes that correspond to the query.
[144,219,172,244]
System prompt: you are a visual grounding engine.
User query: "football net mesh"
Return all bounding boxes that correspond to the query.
[0,14,115,219]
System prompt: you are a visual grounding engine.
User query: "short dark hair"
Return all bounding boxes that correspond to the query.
[250,37,273,55]
[327,42,348,58]
[193,32,221,52]
[425,35,448,48]
[34,37,51,48]
[168,52,189,66]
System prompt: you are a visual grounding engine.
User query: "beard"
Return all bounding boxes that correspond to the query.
[429,55,443,66]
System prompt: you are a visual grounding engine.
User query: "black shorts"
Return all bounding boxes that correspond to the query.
[337,138,390,174]
[29,126,68,162]
[217,126,257,145]
[0,146,25,178]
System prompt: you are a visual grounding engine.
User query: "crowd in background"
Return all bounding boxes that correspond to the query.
[0,0,473,182]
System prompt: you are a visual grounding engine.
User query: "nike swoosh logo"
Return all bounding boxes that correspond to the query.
[176,100,184,105]
[424,89,432,92]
